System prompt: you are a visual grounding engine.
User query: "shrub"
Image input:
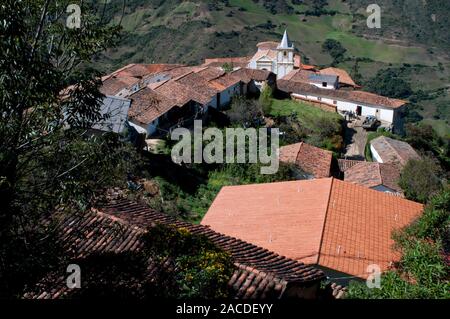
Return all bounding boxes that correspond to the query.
[259,85,273,115]
[399,158,444,203]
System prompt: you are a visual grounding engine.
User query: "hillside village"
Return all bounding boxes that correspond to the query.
[22,31,449,300]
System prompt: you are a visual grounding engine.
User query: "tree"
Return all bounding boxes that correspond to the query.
[404,123,450,173]
[227,96,263,126]
[399,158,444,203]
[259,85,273,115]
[366,69,413,99]
[0,0,132,298]
[322,39,347,65]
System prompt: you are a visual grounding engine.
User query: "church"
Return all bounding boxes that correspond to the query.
[247,30,296,79]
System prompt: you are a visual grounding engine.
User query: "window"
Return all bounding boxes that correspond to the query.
[317,97,322,101]
[333,100,337,105]
[283,51,287,57]
[322,82,327,87]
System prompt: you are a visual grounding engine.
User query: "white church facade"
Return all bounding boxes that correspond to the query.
[247,30,296,79]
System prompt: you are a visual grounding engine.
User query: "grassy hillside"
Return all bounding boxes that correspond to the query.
[96,0,450,136]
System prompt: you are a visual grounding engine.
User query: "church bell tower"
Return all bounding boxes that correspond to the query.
[276,30,295,79]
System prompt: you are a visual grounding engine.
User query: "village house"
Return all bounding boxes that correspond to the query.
[338,159,403,195]
[25,199,326,299]
[370,136,421,166]
[279,142,333,179]
[230,67,277,94]
[277,79,407,133]
[201,178,423,284]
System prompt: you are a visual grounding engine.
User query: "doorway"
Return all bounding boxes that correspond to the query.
[356,106,362,116]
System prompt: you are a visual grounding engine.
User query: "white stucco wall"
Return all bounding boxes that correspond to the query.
[309,81,337,90]
[370,144,383,163]
[291,92,395,124]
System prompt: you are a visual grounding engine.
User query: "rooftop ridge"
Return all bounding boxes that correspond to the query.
[316,177,335,266]
[100,199,325,284]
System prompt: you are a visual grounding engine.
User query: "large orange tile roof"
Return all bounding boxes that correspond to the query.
[201,178,423,278]
[319,179,421,277]
[203,179,333,265]
[279,142,333,178]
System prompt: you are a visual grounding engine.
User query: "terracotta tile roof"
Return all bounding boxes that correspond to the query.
[319,179,422,277]
[175,72,219,101]
[128,87,179,124]
[370,136,421,166]
[203,56,251,68]
[203,179,333,264]
[201,178,423,278]
[344,162,402,193]
[210,73,242,88]
[279,142,333,178]
[195,67,226,81]
[154,80,211,106]
[231,68,274,83]
[100,76,140,96]
[250,49,278,62]
[281,69,315,82]
[278,79,407,109]
[320,67,358,87]
[25,200,324,299]
[256,41,279,50]
[100,64,185,96]
[301,64,317,71]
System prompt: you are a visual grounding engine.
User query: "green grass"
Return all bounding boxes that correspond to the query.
[269,98,341,126]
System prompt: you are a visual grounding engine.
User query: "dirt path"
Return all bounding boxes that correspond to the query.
[344,121,368,160]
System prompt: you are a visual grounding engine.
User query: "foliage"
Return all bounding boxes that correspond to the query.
[227,96,263,126]
[347,188,450,299]
[322,39,347,65]
[142,224,234,298]
[259,85,273,115]
[269,99,343,153]
[399,158,444,203]
[365,68,413,99]
[0,0,131,298]
[404,123,450,173]
[222,63,233,73]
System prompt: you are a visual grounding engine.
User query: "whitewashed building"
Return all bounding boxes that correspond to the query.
[277,79,408,133]
[248,30,296,79]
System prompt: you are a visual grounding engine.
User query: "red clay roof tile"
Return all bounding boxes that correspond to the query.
[201,178,423,278]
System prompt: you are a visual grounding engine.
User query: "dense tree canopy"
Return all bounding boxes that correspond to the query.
[366,68,413,99]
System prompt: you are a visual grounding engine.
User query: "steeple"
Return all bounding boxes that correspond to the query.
[278,30,293,49]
